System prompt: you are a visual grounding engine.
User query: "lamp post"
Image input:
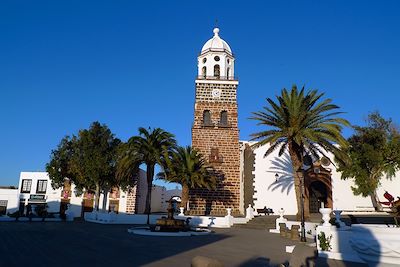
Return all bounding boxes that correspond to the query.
[275,173,279,182]
[296,167,307,242]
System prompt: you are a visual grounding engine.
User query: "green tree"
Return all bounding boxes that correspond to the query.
[46,136,75,189]
[337,112,400,211]
[157,146,216,210]
[124,127,176,221]
[250,85,349,218]
[46,122,136,211]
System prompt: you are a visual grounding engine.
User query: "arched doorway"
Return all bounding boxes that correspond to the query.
[308,181,328,213]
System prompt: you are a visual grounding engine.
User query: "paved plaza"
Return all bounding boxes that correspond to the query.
[0,221,367,267]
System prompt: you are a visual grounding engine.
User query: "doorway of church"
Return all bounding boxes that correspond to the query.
[309,181,327,213]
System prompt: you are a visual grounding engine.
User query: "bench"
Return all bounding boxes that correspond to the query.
[256,207,274,215]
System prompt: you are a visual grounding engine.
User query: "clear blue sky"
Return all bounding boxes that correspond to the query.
[1,1,400,188]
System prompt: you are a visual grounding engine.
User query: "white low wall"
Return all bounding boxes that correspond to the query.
[316,224,400,266]
[176,215,232,228]
[84,212,233,228]
[84,212,164,224]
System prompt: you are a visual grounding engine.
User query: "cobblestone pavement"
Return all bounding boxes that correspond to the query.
[0,221,366,267]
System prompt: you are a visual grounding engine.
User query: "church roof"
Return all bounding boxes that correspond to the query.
[201,28,232,54]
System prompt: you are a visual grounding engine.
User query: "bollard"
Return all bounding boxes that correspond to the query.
[285,227,291,238]
[291,225,300,241]
[279,223,286,237]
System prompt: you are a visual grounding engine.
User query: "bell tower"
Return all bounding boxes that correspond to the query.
[190,28,241,216]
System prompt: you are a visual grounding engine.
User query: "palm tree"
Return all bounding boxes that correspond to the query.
[126,127,176,223]
[250,85,349,218]
[158,146,216,210]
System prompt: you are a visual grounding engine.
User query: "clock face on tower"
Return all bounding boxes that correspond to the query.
[212,89,221,98]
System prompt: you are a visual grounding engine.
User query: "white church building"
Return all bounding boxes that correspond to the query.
[240,141,400,215]
[191,27,400,216]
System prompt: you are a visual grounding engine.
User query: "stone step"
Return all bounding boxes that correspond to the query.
[234,216,277,230]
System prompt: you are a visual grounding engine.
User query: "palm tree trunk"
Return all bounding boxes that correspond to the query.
[94,183,100,211]
[144,163,155,224]
[288,144,310,220]
[181,183,189,211]
[370,190,383,212]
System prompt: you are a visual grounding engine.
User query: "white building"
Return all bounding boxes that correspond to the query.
[240,141,400,215]
[0,186,19,215]
[150,185,182,213]
[5,170,181,218]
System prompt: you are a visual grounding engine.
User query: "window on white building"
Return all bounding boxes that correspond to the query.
[21,179,32,193]
[36,180,48,194]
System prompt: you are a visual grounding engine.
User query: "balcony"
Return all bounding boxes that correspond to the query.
[196,75,238,81]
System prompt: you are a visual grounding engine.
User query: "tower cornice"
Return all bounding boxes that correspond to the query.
[195,79,239,85]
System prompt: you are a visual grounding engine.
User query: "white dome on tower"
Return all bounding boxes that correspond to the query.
[197,27,235,80]
[201,28,232,54]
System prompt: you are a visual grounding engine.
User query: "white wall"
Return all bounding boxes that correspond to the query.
[247,142,400,214]
[0,188,19,214]
[135,169,148,214]
[251,143,298,214]
[198,52,235,78]
[18,172,62,213]
[149,186,182,212]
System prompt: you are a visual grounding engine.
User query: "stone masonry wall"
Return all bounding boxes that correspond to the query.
[125,186,137,214]
[190,82,241,216]
[243,143,256,209]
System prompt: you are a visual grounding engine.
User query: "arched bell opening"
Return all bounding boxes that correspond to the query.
[202,66,207,78]
[214,64,220,78]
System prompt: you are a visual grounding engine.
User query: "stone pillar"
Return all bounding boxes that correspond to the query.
[225,208,234,227]
[179,207,185,216]
[275,208,288,231]
[246,204,254,219]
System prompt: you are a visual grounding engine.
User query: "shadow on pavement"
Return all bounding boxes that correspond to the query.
[0,221,230,267]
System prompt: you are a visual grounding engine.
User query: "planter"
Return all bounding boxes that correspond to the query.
[319,208,332,227]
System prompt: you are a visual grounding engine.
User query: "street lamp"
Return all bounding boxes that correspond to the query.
[275,173,279,182]
[296,167,307,242]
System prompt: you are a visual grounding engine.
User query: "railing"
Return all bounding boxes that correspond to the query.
[196,75,238,81]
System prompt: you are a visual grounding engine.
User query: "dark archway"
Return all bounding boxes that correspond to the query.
[214,64,220,78]
[202,66,206,78]
[308,181,327,213]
